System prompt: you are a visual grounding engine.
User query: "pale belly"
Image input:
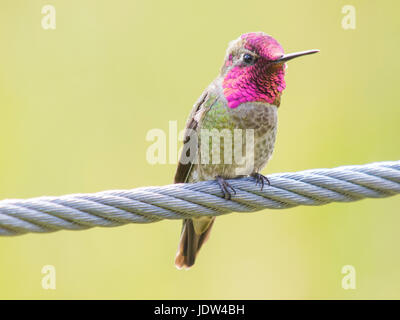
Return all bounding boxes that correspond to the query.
[187,102,278,182]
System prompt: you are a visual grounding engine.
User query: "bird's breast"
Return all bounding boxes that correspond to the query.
[190,101,278,180]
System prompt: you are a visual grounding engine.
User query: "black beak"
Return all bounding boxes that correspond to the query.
[273,49,319,63]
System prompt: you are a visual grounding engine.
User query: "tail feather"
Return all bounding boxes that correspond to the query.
[175,218,215,269]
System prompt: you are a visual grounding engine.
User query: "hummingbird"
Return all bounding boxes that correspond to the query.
[174,32,318,269]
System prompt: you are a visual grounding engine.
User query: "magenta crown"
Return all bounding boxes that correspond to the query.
[241,32,285,61]
[223,32,286,109]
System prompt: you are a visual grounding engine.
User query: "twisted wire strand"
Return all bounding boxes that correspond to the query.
[0,160,399,236]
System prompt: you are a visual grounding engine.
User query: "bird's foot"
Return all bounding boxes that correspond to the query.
[215,176,236,200]
[251,172,270,191]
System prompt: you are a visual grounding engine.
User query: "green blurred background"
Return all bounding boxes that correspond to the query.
[0,0,399,299]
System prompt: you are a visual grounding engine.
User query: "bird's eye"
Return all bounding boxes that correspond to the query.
[243,53,255,64]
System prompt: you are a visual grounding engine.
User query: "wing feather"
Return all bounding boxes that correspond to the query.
[174,89,218,183]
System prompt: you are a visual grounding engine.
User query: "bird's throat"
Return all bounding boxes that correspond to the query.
[222,64,286,109]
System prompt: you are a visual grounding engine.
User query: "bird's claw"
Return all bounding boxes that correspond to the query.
[252,172,270,190]
[216,176,236,200]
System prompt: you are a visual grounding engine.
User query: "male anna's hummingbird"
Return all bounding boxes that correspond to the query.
[174,32,318,269]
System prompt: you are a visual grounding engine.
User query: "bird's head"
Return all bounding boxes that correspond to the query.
[221,32,318,109]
